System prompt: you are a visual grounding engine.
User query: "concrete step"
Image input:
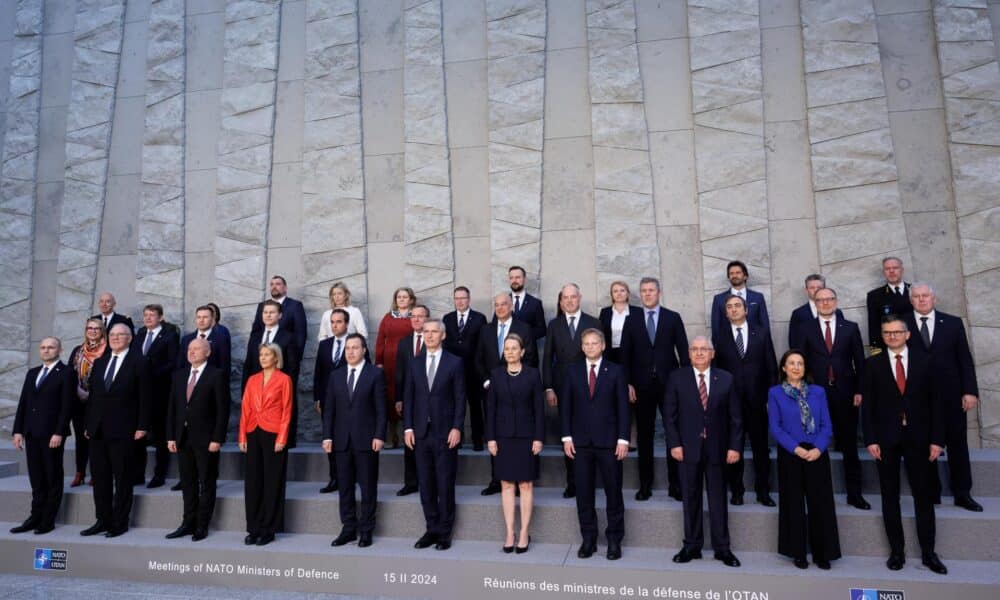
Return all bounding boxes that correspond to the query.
[2,445,998,497]
[1,524,996,598]
[0,475,996,561]
[0,461,17,478]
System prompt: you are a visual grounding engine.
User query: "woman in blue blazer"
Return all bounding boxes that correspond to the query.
[486,333,545,554]
[768,349,841,570]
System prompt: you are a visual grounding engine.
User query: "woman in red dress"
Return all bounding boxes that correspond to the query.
[375,287,416,448]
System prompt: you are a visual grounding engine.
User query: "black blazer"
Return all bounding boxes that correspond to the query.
[711,288,769,335]
[177,327,232,381]
[866,282,911,348]
[402,351,466,440]
[313,336,348,409]
[712,322,778,404]
[92,312,135,336]
[904,310,978,401]
[395,333,424,401]
[485,365,545,441]
[542,312,601,390]
[620,306,690,389]
[322,362,388,451]
[862,351,943,448]
[599,305,641,350]
[241,327,300,392]
[252,297,308,357]
[131,326,179,403]
[800,316,866,396]
[475,319,538,384]
[165,364,229,446]
[559,360,629,448]
[13,361,74,438]
[443,309,488,385]
[788,303,843,350]
[663,367,742,465]
[86,351,152,440]
[507,293,547,342]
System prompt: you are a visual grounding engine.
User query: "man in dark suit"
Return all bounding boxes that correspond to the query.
[664,336,742,568]
[251,275,308,362]
[710,261,770,335]
[82,323,151,538]
[865,256,911,350]
[862,315,947,574]
[164,337,229,541]
[403,318,466,551]
[906,283,982,511]
[801,287,870,510]
[507,265,546,343]
[443,286,488,450]
[620,276,690,501]
[324,334,387,548]
[561,329,629,560]
[788,273,842,350]
[393,305,430,496]
[177,305,232,380]
[10,337,74,535]
[243,299,300,446]
[314,309,350,494]
[544,283,601,499]
[92,292,134,335]
[476,293,537,495]
[131,304,179,488]
[712,294,778,506]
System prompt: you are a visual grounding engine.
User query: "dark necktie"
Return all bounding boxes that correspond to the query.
[333,339,342,364]
[414,334,422,356]
[104,316,109,330]
[735,327,745,358]
[894,285,901,296]
[514,295,521,314]
[646,310,656,344]
[588,363,596,399]
[920,316,931,348]
[569,315,577,338]
[347,368,356,402]
[37,366,49,389]
[186,369,198,402]
[199,332,207,339]
[894,354,906,395]
[458,313,465,333]
[104,355,118,390]
[263,330,271,345]
[824,320,834,381]
[698,373,708,438]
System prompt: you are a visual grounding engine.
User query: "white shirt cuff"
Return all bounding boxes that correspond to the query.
[483,380,490,389]
[404,428,414,434]
[561,436,572,442]
[322,439,331,444]
[617,439,629,446]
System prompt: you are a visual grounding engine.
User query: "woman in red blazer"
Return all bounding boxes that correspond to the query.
[239,343,292,546]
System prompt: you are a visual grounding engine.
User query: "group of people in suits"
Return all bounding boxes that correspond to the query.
[9,257,982,576]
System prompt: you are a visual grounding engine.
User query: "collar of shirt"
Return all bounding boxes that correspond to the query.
[189,363,206,380]
[41,359,60,369]
[147,326,162,337]
[111,349,129,360]
[565,311,581,324]
[729,287,746,297]
[915,309,935,322]
[497,318,512,328]
[264,325,279,338]
[587,358,602,372]
[273,296,286,304]
[730,322,747,340]
[426,350,441,363]
[457,310,468,321]
[347,359,365,374]
[808,300,817,318]
[889,347,908,375]
[511,292,523,303]
[197,327,212,338]
[820,314,837,329]
[103,311,115,320]
[694,366,711,379]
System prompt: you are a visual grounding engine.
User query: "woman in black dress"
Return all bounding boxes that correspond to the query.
[486,333,544,554]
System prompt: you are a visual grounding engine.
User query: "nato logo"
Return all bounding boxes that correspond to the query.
[34,548,67,571]
[850,590,904,600]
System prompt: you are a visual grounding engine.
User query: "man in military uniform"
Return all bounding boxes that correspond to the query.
[865,257,911,350]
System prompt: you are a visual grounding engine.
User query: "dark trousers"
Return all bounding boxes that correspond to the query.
[467,386,485,445]
[929,397,972,499]
[177,434,220,531]
[876,439,936,557]
[335,443,379,535]
[573,445,624,544]
[404,445,418,488]
[728,399,770,496]
[25,436,65,527]
[636,380,678,493]
[776,447,841,561]
[244,429,288,536]
[133,439,169,483]
[414,425,458,538]
[326,451,338,483]
[89,436,135,531]
[679,440,729,552]
[825,384,862,496]
[71,401,89,475]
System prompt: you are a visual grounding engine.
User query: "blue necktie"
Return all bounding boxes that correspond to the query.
[333,339,342,364]
[36,366,49,389]
[736,327,745,358]
[142,331,153,355]
[646,310,656,344]
[104,355,118,390]
[497,323,506,355]
[347,368,356,402]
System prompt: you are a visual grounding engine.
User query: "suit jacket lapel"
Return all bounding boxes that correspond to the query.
[36,362,63,391]
[707,372,721,411]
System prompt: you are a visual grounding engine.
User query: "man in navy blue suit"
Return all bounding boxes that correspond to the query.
[10,337,74,535]
[788,273,837,350]
[710,261,769,336]
[178,305,232,380]
[906,283,982,512]
[251,275,308,363]
[403,319,466,551]
[314,308,351,494]
[323,334,387,548]
[620,277,690,501]
[561,328,629,560]
[507,266,547,343]
[132,304,179,488]
[443,286,488,450]
[664,336,742,568]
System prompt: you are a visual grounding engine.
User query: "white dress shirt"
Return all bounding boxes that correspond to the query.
[914,309,936,343]
[610,306,629,348]
[565,310,581,331]
[729,287,747,301]
[693,366,711,395]
[808,300,818,318]
[730,322,748,346]
[346,359,365,392]
[888,347,908,378]
[104,348,129,382]
[262,325,280,344]
[819,314,837,345]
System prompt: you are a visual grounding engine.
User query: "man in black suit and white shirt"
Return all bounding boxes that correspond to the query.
[507,266,547,343]
[131,304,179,488]
[164,338,229,541]
[443,286,488,450]
[92,292,134,335]
[251,275,308,363]
[788,273,841,350]
[314,308,351,494]
[10,337,74,535]
[393,305,431,496]
[544,283,601,499]
[866,257,911,350]
[906,283,982,512]
[82,324,151,538]
[177,305,232,380]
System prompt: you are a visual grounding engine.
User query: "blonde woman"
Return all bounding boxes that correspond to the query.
[318,282,368,341]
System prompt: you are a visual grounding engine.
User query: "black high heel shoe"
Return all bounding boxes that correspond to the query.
[515,536,531,554]
[503,533,515,553]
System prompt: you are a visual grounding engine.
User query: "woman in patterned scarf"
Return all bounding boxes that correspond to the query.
[67,318,109,487]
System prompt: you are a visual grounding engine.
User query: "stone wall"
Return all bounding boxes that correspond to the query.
[1,0,997,446]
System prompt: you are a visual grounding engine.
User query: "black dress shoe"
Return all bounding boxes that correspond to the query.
[672,548,701,563]
[730,492,744,506]
[414,532,437,549]
[847,495,871,510]
[922,553,947,575]
[80,522,107,536]
[396,484,418,496]
[886,554,905,570]
[165,525,194,539]
[606,542,621,561]
[104,527,127,538]
[192,529,208,542]
[33,524,55,535]
[358,533,372,548]
[10,519,39,534]
[668,488,683,502]
[814,559,831,570]
[793,557,808,569]
[320,480,339,494]
[481,481,501,496]
[516,536,530,554]
[757,494,776,507]
[715,550,741,567]
[147,476,165,489]
[435,539,452,550]
[503,543,514,554]
[577,541,596,559]
[256,533,275,546]
[244,534,259,545]
[955,496,983,512]
[563,485,576,499]
[170,481,183,491]
[635,488,651,501]
[331,531,357,546]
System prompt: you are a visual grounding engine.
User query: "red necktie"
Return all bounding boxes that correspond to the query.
[698,373,708,438]
[894,354,905,395]
[588,363,596,398]
[824,320,834,381]
[414,334,422,356]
